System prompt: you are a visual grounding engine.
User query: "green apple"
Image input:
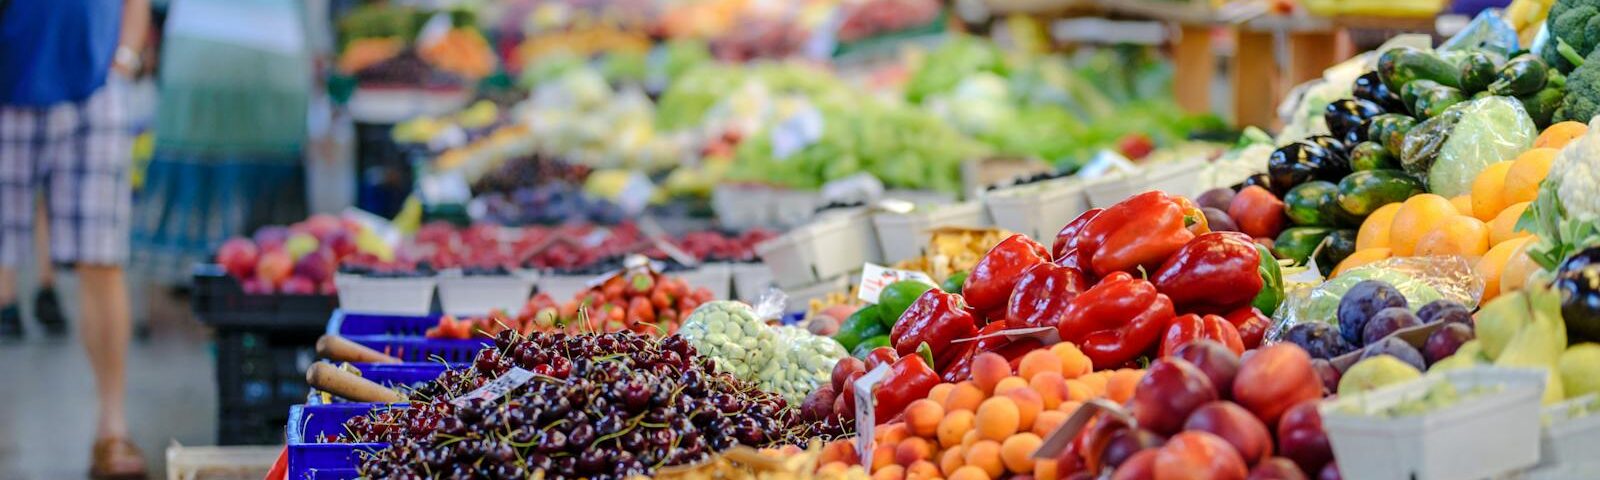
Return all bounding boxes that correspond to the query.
[1476,291,1531,360]
[285,233,319,260]
[1339,355,1423,396]
[1560,344,1600,401]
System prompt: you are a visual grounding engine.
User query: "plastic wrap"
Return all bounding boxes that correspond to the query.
[679,300,778,379]
[1428,96,1538,197]
[759,325,849,401]
[1439,10,1520,55]
[1269,256,1485,341]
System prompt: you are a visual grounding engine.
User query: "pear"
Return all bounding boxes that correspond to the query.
[1559,344,1600,400]
[1476,291,1531,360]
[1496,286,1568,369]
[1340,355,1424,396]
[1544,369,1567,405]
[1428,341,1486,374]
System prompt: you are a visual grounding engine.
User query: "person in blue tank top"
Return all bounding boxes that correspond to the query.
[0,0,151,477]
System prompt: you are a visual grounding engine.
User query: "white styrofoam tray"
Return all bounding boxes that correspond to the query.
[711,185,774,230]
[780,275,852,315]
[1319,367,1546,480]
[983,177,1088,242]
[730,262,776,303]
[1530,394,1600,474]
[536,273,594,303]
[872,202,990,263]
[1082,158,1209,208]
[755,208,882,289]
[436,274,537,316]
[674,263,732,300]
[333,274,437,316]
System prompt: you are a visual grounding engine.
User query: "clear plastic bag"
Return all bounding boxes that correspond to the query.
[1268,256,1485,341]
[1428,96,1538,197]
[1439,10,1520,55]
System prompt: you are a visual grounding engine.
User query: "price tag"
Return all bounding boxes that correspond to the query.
[770,103,823,160]
[452,367,534,406]
[854,364,892,471]
[857,263,937,304]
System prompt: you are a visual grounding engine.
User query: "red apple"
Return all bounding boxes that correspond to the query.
[326,230,357,258]
[255,250,293,286]
[1153,431,1248,480]
[1111,449,1159,480]
[832,357,865,392]
[303,213,342,241]
[1276,401,1333,475]
[216,237,259,279]
[294,248,336,283]
[253,226,290,252]
[1233,344,1322,426]
[1318,463,1340,480]
[1172,340,1241,398]
[1133,359,1219,435]
[282,275,316,294]
[318,280,337,295]
[1248,457,1309,480]
[1183,401,1273,466]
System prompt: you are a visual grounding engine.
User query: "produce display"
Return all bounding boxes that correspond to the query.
[213,214,396,294]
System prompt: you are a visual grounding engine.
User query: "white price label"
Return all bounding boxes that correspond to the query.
[857,263,937,304]
[452,367,534,407]
[854,364,892,471]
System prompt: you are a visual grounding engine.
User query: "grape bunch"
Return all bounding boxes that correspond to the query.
[337,331,815,479]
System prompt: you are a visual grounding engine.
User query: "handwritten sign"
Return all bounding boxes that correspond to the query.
[854,364,891,471]
[857,263,937,304]
[452,367,534,407]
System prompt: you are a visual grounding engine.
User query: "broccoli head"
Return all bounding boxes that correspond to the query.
[1543,0,1600,72]
[1558,48,1600,123]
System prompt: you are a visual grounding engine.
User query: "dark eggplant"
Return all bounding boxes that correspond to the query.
[1239,173,1274,193]
[1324,98,1385,140]
[1488,55,1550,97]
[1343,120,1368,146]
[1457,51,1501,93]
[1268,141,1337,193]
[1556,247,1600,342]
[1306,135,1352,176]
[1353,71,1405,112]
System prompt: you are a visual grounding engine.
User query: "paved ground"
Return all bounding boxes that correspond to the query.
[0,274,217,480]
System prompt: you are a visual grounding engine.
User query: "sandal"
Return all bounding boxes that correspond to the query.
[90,437,148,480]
[34,286,66,335]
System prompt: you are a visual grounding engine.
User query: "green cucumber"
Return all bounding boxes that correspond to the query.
[1314,229,1359,277]
[1285,181,1340,226]
[1366,114,1418,158]
[1337,169,1425,216]
[1400,79,1442,108]
[1378,47,1461,91]
[1275,227,1335,266]
[1349,141,1398,171]
[1519,87,1565,129]
[1488,55,1550,97]
[1414,85,1466,119]
[1458,51,1500,93]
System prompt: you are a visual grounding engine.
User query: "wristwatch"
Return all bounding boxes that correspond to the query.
[114,45,141,73]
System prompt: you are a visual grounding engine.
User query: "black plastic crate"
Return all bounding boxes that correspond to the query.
[192,264,338,330]
[215,328,320,445]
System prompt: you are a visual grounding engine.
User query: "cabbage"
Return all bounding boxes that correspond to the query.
[1428,96,1537,197]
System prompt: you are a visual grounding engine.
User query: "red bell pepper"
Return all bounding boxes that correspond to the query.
[1052,208,1103,260]
[1224,306,1273,350]
[1152,232,1264,314]
[939,320,1007,382]
[1160,313,1245,357]
[1057,272,1175,369]
[864,347,898,372]
[1072,191,1200,278]
[890,289,979,366]
[962,234,1051,317]
[1006,263,1089,329]
[873,354,941,420]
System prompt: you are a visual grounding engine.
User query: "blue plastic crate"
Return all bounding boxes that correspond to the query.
[325,309,491,364]
[286,403,403,480]
[306,363,451,405]
[326,310,439,337]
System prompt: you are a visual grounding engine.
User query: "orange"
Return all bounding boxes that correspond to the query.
[994,376,1029,396]
[1033,410,1069,437]
[1050,343,1093,379]
[1018,350,1064,382]
[1535,121,1588,149]
[1029,371,1070,409]
[871,464,905,480]
[1489,201,1533,246]
[937,410,976,448]
[940,447,966,476]
[1000,433,1044,473]
[1414,216,1491,257]
[1500,237,1544,294]
[1503,148,1557,205]
[1331,248,1392,277]
[1451,194,1475,216]
[927,383,955,406]
[1391,194,1464,256]
[948,465,990,480]
[963,440,1005,478]
[1005,388,1044,431]
[976,397,1022,441]
[945,382,985,413]
[905,399,946,438]
[1356,202,1404,250]
[1476,236,1535,302]
[1470,161,1514,221]
[971,353,1011,394]
[1105,369,1144,404]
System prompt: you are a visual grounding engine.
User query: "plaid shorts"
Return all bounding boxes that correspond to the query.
[0,79,132,267]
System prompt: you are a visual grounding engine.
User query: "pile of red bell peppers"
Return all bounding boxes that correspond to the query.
[891,191,1285,386]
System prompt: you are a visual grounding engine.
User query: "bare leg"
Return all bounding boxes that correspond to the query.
[34,201,54,287]
[77,264,131,439]
[0,268,14,306]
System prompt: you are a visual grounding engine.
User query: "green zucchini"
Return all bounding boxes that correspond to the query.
[1520,87,1565,129]
[1285,181,1340,226]
[1377,47,1461,91]
[1400,79,1441,108]
[1274,227,1335,266]
[1457,52,1500,93]
[1314,229,1359,277]
[1349,141,1398,171]
[1366,114,1418,158]
[1337,169,1425,216]
[1414,85,1466,119]
[1488,55,1550,96]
